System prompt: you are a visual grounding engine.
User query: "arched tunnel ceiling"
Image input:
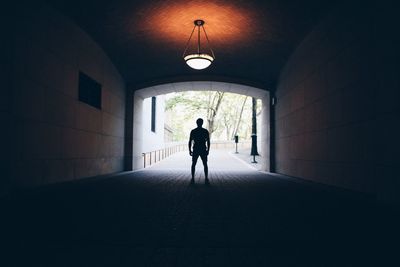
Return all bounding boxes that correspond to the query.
[135,81,269,99]
[48,0,337,89]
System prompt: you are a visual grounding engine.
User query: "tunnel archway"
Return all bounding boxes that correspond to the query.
[126,81,271,172]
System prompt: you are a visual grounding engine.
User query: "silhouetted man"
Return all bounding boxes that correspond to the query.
[188,118,210,183]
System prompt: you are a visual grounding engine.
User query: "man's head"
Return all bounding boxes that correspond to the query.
[196,118,203,127]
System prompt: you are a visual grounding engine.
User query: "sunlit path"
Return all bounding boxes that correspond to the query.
[147,149,256,172]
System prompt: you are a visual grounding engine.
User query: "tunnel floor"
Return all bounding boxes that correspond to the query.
[1,152,399,266]
[146,149,260,171]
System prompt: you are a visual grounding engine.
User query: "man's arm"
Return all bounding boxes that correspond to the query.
[188,131,193,156]
[206,131,210,155]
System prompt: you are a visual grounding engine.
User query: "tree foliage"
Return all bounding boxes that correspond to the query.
[165,91,262,142]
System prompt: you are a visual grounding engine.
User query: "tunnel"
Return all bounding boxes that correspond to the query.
[1,0,399,266]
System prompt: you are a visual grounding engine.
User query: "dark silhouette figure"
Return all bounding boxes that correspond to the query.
[188,118,210,183]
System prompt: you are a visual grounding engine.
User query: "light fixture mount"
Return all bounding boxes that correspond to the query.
[194,19,205,26]
[182,19,215,70]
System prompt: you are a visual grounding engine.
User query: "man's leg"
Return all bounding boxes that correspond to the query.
[200,154,208,180]
[191,154,199,180]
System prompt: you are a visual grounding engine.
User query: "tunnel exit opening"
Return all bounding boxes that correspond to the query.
[126,81,271,172]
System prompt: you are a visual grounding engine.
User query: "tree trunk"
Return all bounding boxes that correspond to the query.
[251,97,259,155]
[207,91,224,138]
[252,97,257,134]
[232,96,248,139]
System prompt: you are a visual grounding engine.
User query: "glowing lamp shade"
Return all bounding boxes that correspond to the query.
[184,54,214,70]
[183,20,215,70]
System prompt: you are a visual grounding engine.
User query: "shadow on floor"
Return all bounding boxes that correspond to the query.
[1,169,399,266]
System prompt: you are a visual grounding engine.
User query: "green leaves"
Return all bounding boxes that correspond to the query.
[164,91,260,141]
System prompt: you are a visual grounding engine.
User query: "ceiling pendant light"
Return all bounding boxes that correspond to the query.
[183,20,215,70]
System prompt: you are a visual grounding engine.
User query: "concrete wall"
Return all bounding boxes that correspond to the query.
[275,2,399,203]
[142,95,166,152]
[260,93,270,172]
[3,4,126,192]
[0,11,14,195]
[132,94,144,170]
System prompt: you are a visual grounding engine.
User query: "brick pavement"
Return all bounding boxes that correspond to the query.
[1,156,399,266]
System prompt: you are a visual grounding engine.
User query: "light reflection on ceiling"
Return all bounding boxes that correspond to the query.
[131,0,265,49]
[48,0,335,86]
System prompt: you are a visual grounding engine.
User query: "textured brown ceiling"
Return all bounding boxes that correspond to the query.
[135,1,261,47]
[48,0,337,89]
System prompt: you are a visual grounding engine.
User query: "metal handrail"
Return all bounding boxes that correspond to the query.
[142,143,186,168]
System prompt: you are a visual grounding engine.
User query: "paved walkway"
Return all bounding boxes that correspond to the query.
[147,149,258,172]
[1,158,398,266]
